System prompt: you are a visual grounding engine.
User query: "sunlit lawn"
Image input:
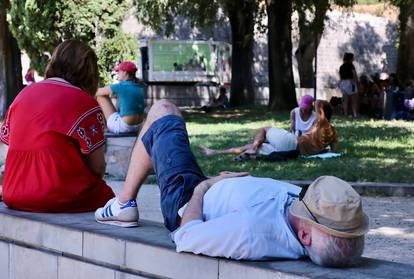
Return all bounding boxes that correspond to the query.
[182,106,414,184]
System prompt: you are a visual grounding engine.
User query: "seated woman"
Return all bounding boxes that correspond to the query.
[200,100,338,160]
[290,95,316,136]
[0,40,115,212]
[96,61,144,134]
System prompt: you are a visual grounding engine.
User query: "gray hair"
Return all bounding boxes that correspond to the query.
[307,227,365,267]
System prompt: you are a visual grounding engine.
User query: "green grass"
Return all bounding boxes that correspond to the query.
[182,106,414,184]
[357,0,383,4]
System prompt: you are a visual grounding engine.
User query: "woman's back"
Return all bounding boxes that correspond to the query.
[1,79,114,212]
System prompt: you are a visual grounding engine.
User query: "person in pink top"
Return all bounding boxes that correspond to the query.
[290,95,316,137]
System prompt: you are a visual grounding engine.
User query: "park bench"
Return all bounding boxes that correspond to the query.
[0,202,412,279]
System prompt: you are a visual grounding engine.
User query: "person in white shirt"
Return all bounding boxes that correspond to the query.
[95,100,368,267]
[290,95,316,136]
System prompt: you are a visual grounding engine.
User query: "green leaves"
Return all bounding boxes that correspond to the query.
[7,0,135,82]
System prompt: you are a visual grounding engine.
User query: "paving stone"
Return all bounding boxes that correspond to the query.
[58,257,114,279]
[10,245,57,279]
[83,232,126,266]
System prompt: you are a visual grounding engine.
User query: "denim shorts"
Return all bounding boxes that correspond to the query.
[141,115,206,231]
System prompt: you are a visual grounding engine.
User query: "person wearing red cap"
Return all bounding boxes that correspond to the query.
[290,95,316,137]
[96,61,144,134]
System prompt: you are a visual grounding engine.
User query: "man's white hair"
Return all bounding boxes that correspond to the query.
[307,227,365,267]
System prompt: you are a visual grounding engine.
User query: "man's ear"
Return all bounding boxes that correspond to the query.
[297,226,312,247]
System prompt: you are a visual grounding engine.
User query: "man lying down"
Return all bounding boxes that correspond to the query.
[95,100,369,267]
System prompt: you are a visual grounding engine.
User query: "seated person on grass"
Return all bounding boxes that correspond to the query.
[94,100,367,267]
[200,100,338,160]
[201,86,230,113]
[96,61,144,134]
[290,95,316,137]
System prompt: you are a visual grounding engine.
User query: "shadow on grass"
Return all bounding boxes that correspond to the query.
[183,106,289,125]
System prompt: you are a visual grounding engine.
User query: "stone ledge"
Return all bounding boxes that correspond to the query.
[0,203,413,279]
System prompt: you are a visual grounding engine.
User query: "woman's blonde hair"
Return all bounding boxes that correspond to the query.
[45,40,99,96]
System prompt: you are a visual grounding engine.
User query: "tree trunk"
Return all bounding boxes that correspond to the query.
[294,1,329,88]
[227,0,255,106]
[397,3,414,83]
[0,2,23,117]
[267,0,297,111]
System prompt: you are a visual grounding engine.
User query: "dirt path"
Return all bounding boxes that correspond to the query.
[363,196,414,265]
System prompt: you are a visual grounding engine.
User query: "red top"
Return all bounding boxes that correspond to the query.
[0,78,114,212]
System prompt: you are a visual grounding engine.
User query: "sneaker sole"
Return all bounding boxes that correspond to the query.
[95,218,139,228]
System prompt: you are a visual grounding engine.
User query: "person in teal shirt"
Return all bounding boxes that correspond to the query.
[96,61,144,134]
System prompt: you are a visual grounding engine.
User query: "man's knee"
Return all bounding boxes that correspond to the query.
[147,100,181,121]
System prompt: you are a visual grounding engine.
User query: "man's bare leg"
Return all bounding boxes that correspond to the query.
[118,100,181,203]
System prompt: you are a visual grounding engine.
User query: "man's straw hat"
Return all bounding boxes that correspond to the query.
[290,176,369,238]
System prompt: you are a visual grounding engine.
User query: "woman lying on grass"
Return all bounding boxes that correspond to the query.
[199,100,338,161]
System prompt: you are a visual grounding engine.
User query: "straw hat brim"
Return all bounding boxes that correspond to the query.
[289,200,369,239]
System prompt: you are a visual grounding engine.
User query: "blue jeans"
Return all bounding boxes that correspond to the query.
[141,115,206,231]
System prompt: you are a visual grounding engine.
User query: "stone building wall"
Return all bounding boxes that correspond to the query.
[123,9,399,90]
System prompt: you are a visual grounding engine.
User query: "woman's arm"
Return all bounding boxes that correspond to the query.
[96,86,112,97]
[290,109,296,133]
[84,146,106,177]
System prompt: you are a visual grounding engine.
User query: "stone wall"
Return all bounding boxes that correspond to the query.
[123,9,399,90]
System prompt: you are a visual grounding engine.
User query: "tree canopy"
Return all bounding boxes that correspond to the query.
[7,0,137,83]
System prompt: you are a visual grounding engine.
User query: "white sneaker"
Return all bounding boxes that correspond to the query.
[95,197,139,227]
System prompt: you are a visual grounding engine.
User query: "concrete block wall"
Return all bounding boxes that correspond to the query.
[105,137,136,180]
[0,203,413,279]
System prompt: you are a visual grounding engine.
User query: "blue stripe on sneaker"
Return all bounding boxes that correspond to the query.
[108,204,113,217]
[105,206,111,217]
[120,200,137,209]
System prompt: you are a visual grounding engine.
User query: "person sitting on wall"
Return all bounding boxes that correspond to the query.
[0,40,114,212]
[200,100,338,160]
[94,100,368,267]
[290,95,316,137]
[96,61,144,134]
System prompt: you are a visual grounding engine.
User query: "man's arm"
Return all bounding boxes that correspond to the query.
[180,171,249,227]
[251,127,270,152]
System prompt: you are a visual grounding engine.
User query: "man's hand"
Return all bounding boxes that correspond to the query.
[197,171,249,193]
[180,171,249,227]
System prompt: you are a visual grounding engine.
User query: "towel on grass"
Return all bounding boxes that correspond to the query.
[301,152,342,159]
